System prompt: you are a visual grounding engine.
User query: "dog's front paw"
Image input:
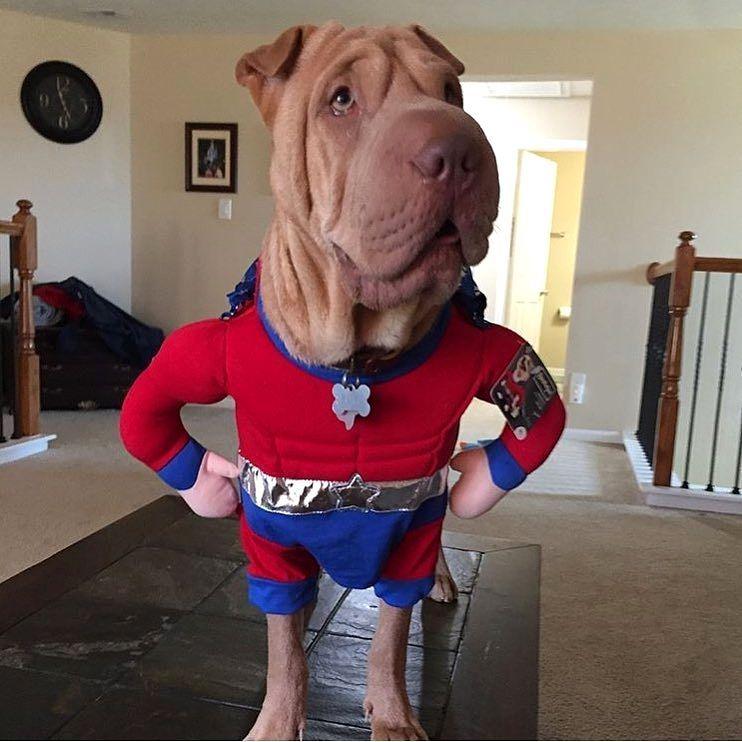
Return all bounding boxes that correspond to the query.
[245,712,304,742]
[179,451,240,518]
[364,687,427,741]
[245,689,306,741]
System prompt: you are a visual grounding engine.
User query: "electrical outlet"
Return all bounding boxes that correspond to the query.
[568,372,586,404]
[218,198,232,220]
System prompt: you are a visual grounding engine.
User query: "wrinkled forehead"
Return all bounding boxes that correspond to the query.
[293,24,458,100]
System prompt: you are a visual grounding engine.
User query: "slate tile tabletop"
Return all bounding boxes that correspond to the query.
[0,508,539,741]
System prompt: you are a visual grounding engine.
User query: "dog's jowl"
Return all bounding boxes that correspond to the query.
[121,22,565,741]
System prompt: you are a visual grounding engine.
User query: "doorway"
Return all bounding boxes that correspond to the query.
[462,81,592,383]
[508,150,557,349]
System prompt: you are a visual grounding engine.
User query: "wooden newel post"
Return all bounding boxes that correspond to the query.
[653,230,696,486]
[11,199,40,438]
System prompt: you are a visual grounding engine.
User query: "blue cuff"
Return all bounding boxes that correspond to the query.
[247,575,319,615]
[374,575,435,608]
[484,438,527,491]
[157,438,206,490]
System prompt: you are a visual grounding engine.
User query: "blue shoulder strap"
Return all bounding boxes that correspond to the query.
[453,267,490,328]
[222,260,489,327]
[222,259,258,319]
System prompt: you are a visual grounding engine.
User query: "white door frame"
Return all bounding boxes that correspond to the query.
[505,150,557,348]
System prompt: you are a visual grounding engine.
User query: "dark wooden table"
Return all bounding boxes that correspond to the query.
[0,499,540,740]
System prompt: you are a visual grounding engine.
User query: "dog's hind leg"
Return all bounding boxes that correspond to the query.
[427,546,458,603]
[364,601,428,740]
[245,611,308,741]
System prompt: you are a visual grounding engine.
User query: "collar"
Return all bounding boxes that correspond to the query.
[256,294,451,384]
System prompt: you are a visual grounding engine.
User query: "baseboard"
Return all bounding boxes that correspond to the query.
[644,487,742,515]
[622,430,742,516]
[548,366,565,382]
[563,427,622,443]
[0,433,56,465]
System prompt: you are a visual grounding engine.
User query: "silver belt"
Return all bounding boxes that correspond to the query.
[239,456,448,515]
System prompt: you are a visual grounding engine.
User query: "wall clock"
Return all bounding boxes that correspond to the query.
[20,61,103,144]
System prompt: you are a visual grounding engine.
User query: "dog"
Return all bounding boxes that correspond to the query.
[121,21,565,740]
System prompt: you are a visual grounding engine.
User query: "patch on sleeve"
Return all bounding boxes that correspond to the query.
[489,344,557,440]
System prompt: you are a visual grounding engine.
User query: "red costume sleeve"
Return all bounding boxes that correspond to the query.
[476,325,566,489]
[119,319,229,483]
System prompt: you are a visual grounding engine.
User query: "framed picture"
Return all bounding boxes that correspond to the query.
[185,122,237,193]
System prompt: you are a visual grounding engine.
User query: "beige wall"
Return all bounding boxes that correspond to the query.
[130,28,742,431]
[535,151,586,370]
[130,33,273,329]
[0,9,131,310]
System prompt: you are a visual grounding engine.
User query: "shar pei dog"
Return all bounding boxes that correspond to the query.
[123,20,567,742]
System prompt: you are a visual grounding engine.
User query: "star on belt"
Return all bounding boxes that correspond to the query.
[329,473,382,509]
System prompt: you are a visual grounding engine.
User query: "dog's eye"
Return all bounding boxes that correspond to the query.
[330,86,355,115]
[444,82,462,106]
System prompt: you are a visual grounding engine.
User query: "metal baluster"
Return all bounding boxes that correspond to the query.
[682,272,710,488]
[706,273,736,492]
[732,407,742,495]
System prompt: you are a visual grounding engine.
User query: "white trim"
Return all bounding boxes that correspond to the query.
[645,487,742,516]
[462,74,594,85]
[622,430,742,516]
[548,367,566,388]
[0,433,56,465]
[563,427,622,443]
[622,429,655,488]
[523,138,588,152]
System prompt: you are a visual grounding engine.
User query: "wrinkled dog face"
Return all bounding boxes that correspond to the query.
[239,23,500,311]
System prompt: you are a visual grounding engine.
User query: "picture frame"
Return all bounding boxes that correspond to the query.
[185,122,238,193]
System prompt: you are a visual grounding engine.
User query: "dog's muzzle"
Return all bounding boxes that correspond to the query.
[239,456,448,514]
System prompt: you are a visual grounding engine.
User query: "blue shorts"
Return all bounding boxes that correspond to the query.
[239,487,447,614]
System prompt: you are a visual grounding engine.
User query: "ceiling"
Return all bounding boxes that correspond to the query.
[2,0,742,35]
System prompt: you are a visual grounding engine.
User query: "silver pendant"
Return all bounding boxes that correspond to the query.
[332,375,371,430]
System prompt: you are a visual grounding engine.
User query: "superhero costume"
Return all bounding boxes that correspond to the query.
[120,272,565,614]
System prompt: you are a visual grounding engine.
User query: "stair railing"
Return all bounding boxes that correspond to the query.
[0,199,40,439]
[643,232,742,489]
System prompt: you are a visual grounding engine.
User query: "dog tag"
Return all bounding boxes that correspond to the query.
[332,382,371,430]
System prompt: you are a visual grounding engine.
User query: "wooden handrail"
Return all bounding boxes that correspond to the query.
[646,259,676,284]
[694,257,742,274]
[647,243,742,287]
[0,221,23,237]
[5,199,40,438]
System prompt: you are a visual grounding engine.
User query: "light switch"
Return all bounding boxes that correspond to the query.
[218,198,232,220]
[568,372,586,404]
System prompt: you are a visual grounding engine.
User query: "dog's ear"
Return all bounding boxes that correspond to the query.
[236,25,316,126]
[410,25,465,76]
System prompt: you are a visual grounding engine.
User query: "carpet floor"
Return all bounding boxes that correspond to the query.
[2,402,741,739]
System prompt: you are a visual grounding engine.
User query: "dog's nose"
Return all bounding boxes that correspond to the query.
[412,134,480,184]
